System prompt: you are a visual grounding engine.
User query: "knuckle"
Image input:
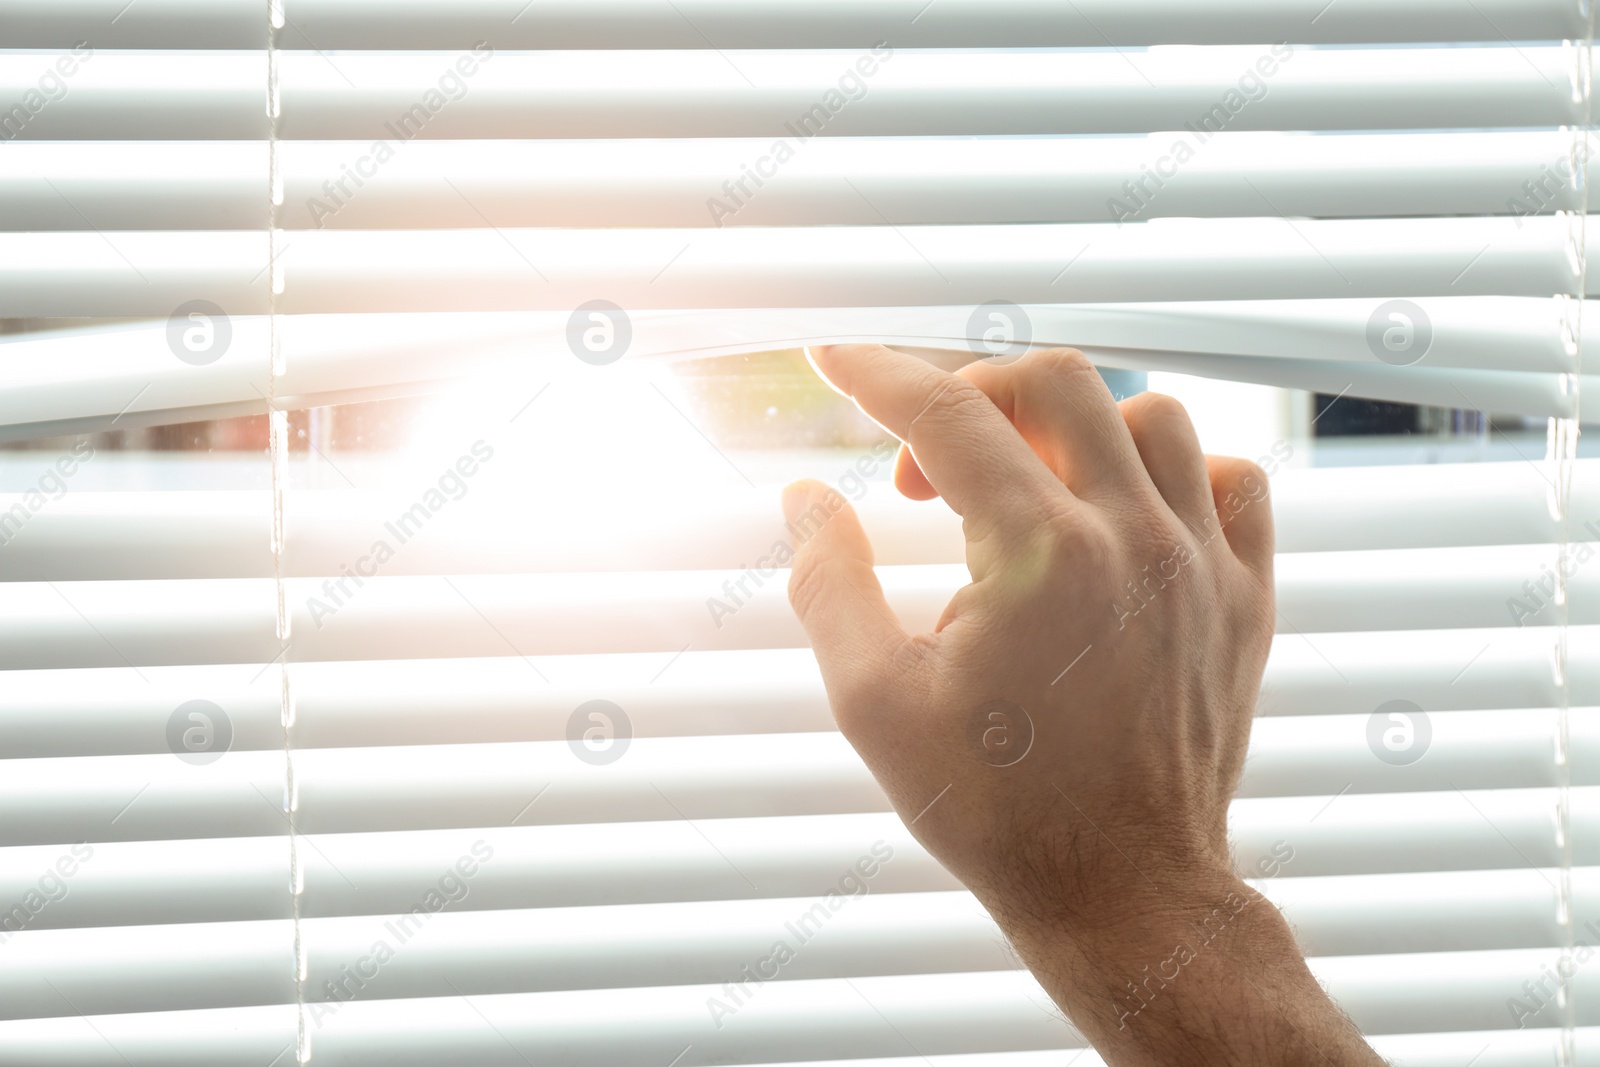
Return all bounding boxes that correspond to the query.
[917,377,995,428]
[1216,458,1271,509]
[1234,460,1270,497]
[1126,390,1191,428]
[1143,519,1203,574]
[1028,347,1100,386]
[1039,504,1114,568]
[1033,346,1095,373]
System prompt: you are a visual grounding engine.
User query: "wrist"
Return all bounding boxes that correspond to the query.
[997,870,1382,1066]
[992,861,1264,984]
[968,820,1246,962]
[992,867,1304,1047]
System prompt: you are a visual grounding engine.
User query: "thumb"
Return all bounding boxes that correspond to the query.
[783,479,909,710]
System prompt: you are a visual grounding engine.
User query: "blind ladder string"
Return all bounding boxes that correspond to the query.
[265,0,310,1061]
[1552,5,1594,1061]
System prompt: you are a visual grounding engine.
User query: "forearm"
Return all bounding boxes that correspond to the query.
[996,871,1387,1066]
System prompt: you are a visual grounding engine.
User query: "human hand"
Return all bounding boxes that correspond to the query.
[785,343,1272,927]
[784,344,1381,1064]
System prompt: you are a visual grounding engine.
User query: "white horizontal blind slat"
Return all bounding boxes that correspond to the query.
[0,632,1587,760]
[0,722,1593,841]
[4,0,1585,50]
[2,722,1593,852]
[0,49,1584,142]
[0,491,1563,583]
[7,879,1600,1018]
[0,961,1594,1066]
[11,816,1599,928]
[0,459,1596,579]
[3,865,1591,958]
[3,219,1591,318]
[2,133,1595,230]
[0,545,1590,669]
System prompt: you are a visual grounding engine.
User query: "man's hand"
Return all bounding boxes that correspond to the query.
[783,344,1385,1065]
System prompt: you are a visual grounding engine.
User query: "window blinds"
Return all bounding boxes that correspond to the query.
[1,2,1597,1066]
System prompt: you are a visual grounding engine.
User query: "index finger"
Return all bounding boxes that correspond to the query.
[808,343,1067,532]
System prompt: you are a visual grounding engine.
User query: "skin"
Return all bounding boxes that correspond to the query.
[783,343,1387,1066]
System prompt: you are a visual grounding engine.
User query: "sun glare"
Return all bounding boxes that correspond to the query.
[397,350,762,554]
